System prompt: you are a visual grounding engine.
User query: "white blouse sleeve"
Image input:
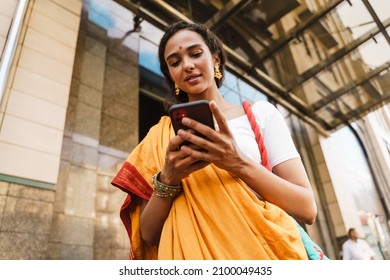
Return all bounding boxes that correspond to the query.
[252,101,300,168]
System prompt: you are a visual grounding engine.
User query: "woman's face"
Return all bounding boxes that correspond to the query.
[164,29,219,99]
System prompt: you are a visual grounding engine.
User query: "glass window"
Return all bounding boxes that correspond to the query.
[139,38,162,76]
[220,70,267,105]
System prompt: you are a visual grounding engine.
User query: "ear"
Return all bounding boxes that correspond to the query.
[212,54,220,68]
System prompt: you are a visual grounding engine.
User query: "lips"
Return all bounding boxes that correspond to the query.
[184,74,201,82]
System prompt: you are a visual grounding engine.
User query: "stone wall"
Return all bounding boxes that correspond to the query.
[46,3,139,259]
[0,181,55,259]
[0,0,82,260]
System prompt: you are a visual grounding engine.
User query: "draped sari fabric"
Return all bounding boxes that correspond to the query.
[111,116,308,260]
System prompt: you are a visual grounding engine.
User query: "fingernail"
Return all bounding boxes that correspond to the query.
[182,117,190,125]
[178,130,186,136]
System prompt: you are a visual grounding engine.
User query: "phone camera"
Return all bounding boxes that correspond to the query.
[174,109,187,122]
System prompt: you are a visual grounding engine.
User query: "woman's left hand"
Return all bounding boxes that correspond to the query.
[178,100,248,175]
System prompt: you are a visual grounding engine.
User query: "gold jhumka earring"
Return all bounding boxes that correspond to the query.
[214,66,222,80]
[175,83,180,95]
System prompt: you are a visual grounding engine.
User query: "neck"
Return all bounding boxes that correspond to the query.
[187,87,243,119]
[187,88,233,111]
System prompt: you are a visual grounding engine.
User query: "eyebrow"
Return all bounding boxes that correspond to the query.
[165,44,203,61]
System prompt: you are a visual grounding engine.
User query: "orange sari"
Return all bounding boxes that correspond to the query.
[111,116,307,260]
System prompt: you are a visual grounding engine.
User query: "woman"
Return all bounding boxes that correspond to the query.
[112,21,317,260]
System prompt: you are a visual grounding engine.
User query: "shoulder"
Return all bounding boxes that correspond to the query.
[160,115,171,124]
[252,100,278,114]
[357,239,370,246]
[251,101,282,122]
[343,239,350,246]
[152,116,171,128]
[247,100,299,166]
[250,100,285,129]
[342,240,352,248]
[344,239,356,246]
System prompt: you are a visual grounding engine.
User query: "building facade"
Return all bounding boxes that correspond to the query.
[0,0,389,259]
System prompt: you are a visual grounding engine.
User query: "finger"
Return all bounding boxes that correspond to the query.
[181,117,217,143]
[180,144,213,163]
[179,158,210,175]
[168,134,186,152]
[170,151,208,176]
[178,129,214,151]
[209,100,231,135]
[171,160,209,180]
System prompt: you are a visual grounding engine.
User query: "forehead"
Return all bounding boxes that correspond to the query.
[164,29,207,57]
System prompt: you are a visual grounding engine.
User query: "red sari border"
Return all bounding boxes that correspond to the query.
[111,162,153,259]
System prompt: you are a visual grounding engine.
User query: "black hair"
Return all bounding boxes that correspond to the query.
[158,21,227,110]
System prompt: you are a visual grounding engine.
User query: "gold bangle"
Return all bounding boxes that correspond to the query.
[151,172,182,198]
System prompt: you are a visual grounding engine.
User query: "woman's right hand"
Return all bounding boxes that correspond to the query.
[140,131,208,246]
[159,132,209,185]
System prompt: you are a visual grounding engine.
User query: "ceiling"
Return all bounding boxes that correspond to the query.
[114,0,390,134]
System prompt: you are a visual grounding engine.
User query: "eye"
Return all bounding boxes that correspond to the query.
[170,59,181,67]
[191,51,202,57]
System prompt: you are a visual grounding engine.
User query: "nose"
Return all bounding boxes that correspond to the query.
[183,57,194,71]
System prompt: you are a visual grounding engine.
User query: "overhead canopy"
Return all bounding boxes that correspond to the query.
[114,0,390,133]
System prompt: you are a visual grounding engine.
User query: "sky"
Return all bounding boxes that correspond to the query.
[336,0,390,67]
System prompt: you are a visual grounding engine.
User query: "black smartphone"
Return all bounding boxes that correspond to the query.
[169,100,215,142]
